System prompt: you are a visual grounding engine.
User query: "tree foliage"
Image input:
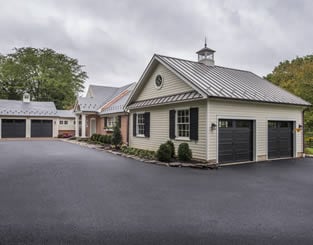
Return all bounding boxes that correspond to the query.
[0,47,87,109]
[265,55,313,130]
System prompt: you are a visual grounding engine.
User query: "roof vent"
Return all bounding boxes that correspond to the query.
[196,38,215,66]
[23,93,30,103]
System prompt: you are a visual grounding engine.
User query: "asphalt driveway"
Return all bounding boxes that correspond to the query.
[0,140,313,245]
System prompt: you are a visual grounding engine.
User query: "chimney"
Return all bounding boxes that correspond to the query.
[23,93,30,103]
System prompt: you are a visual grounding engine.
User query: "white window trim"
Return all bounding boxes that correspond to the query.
[106,116,116,128]
[175,108,190,140]
[136,112,145,137]
[59,120,63,125]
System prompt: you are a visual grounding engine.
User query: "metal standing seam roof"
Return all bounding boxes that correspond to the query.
[155,54,310,106]
[127,91,203,109]
[0,100,58,117]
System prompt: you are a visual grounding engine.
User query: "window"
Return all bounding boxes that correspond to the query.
[219,120,232,128]
[63,120,68,125]
[59,120,63,125]
[137,113,145,136]
[236,120,250,128]
[107,117,116,128]
[177,109,190,138]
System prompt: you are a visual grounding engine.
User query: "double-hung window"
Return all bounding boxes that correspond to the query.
[107,117,116,128]
[177,109,190,138]
[137,113,145,136]
[59,120,63,125]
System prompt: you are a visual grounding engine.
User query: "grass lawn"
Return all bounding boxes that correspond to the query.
[305,147,313,154]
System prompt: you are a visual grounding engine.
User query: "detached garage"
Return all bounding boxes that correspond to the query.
[126,46,311,165]
[0,94,58,139]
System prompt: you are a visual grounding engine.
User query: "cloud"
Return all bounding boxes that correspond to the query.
[0,0,312,93]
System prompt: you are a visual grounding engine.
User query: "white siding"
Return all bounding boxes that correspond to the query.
[129,100,207,160]
[137,63,193,101]
[208,99,304,163]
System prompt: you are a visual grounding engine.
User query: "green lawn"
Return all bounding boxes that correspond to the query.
[305,148,313,154]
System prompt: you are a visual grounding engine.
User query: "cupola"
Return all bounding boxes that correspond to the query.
[196,38,215,66]
[23,93,30,103]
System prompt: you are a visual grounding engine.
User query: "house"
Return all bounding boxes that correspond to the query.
[0,93,59,138]
[74,83,135,143]
[125,44,310,165]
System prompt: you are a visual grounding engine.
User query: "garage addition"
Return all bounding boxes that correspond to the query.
[126,43,310,165]
[0,93,59,138]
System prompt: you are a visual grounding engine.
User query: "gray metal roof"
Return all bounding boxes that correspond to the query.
[78,83,135,112]
[128,91,203,109]
[57,110,75,118]
[156,55,310,106]
[0,99,58,117]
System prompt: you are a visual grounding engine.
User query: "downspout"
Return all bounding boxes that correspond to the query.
[302,108,307,156]
[127,112,130,145]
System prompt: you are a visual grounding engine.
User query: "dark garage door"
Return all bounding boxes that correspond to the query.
[268,121,293,159]
[1,119,26,138]
[218,119,253,164]
[31,120,53,137]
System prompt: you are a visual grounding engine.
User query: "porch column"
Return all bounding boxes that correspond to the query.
[26,118,31,138]
[75,114,80,137]
[0,118,2,139]
[81,114,86,138]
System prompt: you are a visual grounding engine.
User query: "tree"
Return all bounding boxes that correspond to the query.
[265,55,313,130]
[111,123,122,148]
[0,47,87,109]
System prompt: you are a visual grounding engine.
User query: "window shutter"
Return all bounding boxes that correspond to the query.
[133,113,137,136]
[144,112,150,138]
[190,107,199,141]
[104,117,107,128]
[169,110,176,139]
[118,115,122,128]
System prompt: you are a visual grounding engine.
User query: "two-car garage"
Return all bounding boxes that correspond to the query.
[1,119,53,138]
[218,119,294,164]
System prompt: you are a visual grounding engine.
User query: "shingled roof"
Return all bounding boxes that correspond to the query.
[0,99,58,117]
[77,83,135,113]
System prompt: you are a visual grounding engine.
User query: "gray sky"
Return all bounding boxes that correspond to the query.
[1,0,312,94]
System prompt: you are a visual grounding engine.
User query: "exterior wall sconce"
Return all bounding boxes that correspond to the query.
[211,123,217,130]
[296,124,303,132]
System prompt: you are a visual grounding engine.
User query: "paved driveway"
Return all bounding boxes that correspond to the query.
[0,140,313,245]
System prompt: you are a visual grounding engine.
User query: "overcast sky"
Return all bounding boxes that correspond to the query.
[1,0,312,94]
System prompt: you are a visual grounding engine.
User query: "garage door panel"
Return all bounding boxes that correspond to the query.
[1,119,26,138]
[218,119,253,164]
[268,121,293,159]
[31,120,52,137]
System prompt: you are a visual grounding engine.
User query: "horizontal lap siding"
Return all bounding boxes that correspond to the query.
[129,100,207,160]
[137,63,193,101]
[208,99,304,162]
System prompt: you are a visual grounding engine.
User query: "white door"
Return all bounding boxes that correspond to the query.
[90,118,96,136]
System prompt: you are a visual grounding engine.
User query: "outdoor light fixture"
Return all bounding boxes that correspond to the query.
[211,123,217,130]
[298,124,303,128]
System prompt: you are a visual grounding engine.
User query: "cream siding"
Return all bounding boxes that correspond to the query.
[137,63,193,101]
[129,100,207,160]
[207,99,304,163]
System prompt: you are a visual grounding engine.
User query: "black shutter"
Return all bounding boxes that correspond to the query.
[104,117,107,128]
[169,110,176,139]
[190,107,199,141]
[144,112,150,138]
[118,116,122,128]
[133,113,137,136]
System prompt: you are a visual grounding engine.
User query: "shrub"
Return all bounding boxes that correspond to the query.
[107,135,112,144]
[91,134,97,141]
[100,135,106,144]
[166,140,175,158]
[178,143,192,162]
[156,143,172,162]
[111,125,122,147]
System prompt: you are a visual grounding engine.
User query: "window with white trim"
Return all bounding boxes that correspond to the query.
[177,109,190,138]
[107,117,116,128]
[59,120,63,125]
[137,113,145,136]
[64,120,68,125]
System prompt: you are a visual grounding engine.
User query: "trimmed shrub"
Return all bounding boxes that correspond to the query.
[112,125,122,147]
[156,143,172,162]
[166,140,175,158]
[178,143,192,162]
